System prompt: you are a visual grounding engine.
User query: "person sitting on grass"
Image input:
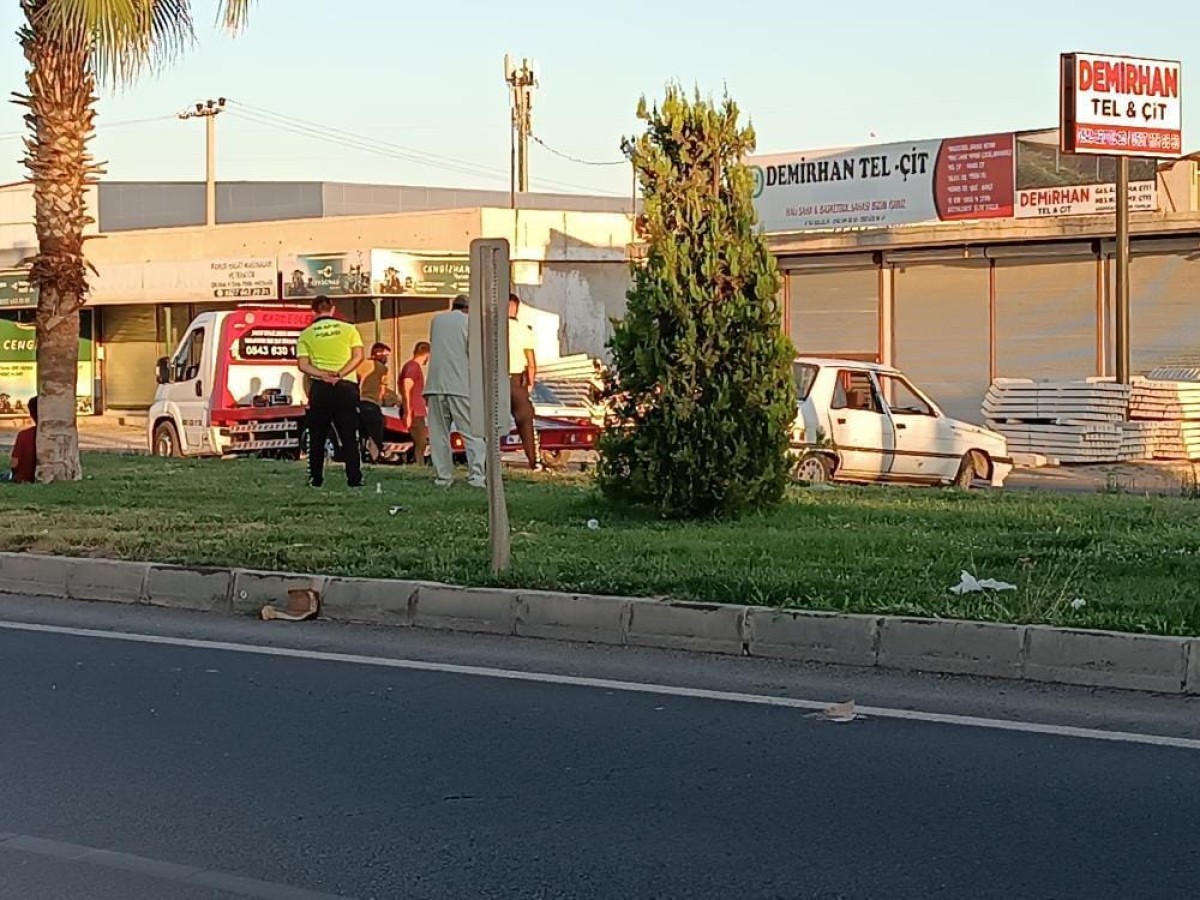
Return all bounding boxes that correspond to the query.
[6,396,36,484]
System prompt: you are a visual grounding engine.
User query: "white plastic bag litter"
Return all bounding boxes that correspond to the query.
[950,570,1017,595]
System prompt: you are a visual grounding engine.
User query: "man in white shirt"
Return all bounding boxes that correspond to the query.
[424,295,486,487]
[508,293,542,471]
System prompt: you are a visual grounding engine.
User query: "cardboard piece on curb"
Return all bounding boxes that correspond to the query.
[822,700,859,723]
[260,588,321,622]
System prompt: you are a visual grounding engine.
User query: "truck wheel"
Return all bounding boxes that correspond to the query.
[153,422,181,458]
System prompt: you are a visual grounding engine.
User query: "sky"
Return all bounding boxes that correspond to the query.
[0,0,1196,197]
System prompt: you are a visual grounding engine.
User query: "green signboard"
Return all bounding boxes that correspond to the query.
[0,311,95,415]
[281,251,371,298]
[371,250,471,298]
[0,268,36,309]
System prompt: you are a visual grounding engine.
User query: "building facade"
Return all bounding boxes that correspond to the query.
[0,181,636,416]
[755,129,1200,423]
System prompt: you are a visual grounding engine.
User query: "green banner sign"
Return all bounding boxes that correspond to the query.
[0,311,94,415]
[0,268,36,309]
[371,250,471,298]
[282,252,371,298]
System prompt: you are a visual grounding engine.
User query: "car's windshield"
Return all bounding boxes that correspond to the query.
[877,373,936,416]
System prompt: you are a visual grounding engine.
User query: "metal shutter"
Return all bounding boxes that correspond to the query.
[101,305,159,410]
[1130,253,1200,373]
[347,298,379,349]
[893,263,990,423]
[787,268,878,359]
[994,259,1097,380]
[398,299,450,361]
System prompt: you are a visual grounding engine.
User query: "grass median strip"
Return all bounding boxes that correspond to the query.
[1,454,1199,637]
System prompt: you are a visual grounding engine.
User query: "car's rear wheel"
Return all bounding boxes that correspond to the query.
[152,422,180,458]
[791,452,834,485]
[953,450,989,490]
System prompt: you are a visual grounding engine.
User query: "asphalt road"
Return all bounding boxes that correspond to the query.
[2,596,1198,900]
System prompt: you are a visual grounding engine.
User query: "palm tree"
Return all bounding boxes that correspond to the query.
[15,0,254,482]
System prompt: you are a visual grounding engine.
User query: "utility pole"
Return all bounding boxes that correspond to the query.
[503,56,537,203]
[1114,156,1131,385]
[179,98,227,226]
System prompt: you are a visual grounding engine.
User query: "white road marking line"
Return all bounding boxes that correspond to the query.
[0,833,355,900]
[2,619,1198,752]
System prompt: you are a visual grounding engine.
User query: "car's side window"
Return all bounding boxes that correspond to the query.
[831,370,882,413]
[878,374,935,417]
[172,328,205,382]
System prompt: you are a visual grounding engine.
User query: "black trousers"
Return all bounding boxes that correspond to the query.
[307,379,362,486]
[359,400,385,454]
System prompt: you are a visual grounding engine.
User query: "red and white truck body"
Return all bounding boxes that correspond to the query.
[148,306,314,457]
[147,306,600,462]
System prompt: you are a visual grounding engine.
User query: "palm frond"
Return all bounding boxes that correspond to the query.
[217,0,255,32]
[31,0,254,87]
[32,0,195,85]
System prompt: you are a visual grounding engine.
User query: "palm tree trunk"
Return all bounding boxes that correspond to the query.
[16,1,99,483]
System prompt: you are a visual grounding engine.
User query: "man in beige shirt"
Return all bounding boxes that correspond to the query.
[425,295,486,487]
[357,342,391,461]
[507,294,542,471]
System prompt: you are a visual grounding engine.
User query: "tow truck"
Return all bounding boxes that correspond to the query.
[148,306,599,463]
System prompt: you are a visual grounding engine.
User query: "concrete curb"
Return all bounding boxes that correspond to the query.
[0,551,1196,695]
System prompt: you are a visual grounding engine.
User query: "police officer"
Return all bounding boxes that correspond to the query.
[297,295,365,488]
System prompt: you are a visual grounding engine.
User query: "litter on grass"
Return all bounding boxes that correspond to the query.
[950,570,1017,595]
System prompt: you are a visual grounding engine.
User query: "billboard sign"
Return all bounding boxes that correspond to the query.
[208,258,276,300]
[0,311,94,416]
[370,250,470,298]
[1060,52,1183,158]
[1015,128,1157,218]
[748,133,1014,233]
[89,257,276,304]
[0,268,36,309]
[281,251,371,298]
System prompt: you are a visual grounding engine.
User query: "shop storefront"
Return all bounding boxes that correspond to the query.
[760,127,1200,424]
[778,239,1200,424]
[0,267,97,417]
[88,257,277,411]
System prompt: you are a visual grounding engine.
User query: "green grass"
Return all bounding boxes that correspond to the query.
[3,453,1200,636]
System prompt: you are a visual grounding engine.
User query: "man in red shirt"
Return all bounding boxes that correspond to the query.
[9,396,36,484]
[400,342,430,464]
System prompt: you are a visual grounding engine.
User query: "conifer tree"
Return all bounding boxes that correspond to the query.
[598,87,796,519]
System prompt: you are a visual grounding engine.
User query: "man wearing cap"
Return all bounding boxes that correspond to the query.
[424,294,485,487]
[297,295,365,488]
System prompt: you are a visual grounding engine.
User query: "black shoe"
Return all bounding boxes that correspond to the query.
[309,478,324,488]
[348,480,364,489]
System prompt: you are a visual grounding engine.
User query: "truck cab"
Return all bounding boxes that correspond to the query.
[148,306,314,457]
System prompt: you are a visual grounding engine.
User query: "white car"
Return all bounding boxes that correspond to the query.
[790,358,1012,489]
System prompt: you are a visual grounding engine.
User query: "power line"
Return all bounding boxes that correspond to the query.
[233,100,507,180]
[225,109,508,184]
[531,134,626,167]
[0,114,175,143]
[227,100,621,196]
